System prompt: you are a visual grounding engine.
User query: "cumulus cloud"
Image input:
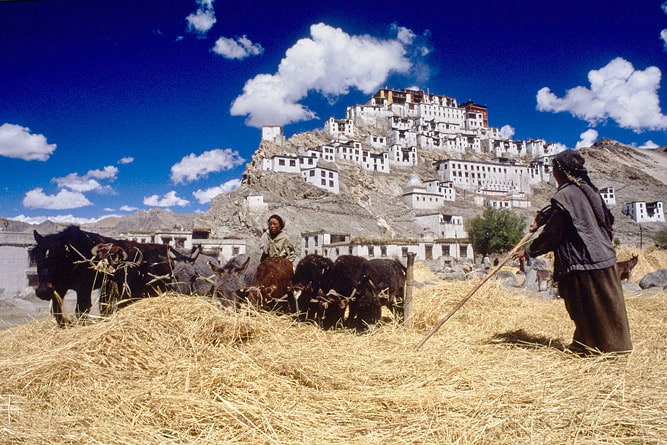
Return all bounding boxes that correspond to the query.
[11,214,104,225]
[636,140,660,149]
[212,35,264,60]
[52,166,118,193]
[536,57,667,132]
[186,0,216,35]
[118,156,134,164]
[193,179,241,204]
[231,22,429,128]
[170,148,245,184]
[22,188,92,210]
[143,191,189,207]
[661,29,667,51]
[575,129,599,149]
[120,205,139,212]
[0,123,56,161]
[499,125,515,140]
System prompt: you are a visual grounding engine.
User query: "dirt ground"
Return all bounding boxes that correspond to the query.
[0,290,101,330]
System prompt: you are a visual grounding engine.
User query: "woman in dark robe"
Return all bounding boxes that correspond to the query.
[521,150,632,355]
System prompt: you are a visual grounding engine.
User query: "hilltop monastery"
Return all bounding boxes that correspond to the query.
[261,87,560,208]
[259,87,664,223]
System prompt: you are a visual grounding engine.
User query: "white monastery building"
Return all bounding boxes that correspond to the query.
[622,201,665,223]
[300,230,473,263]
[600,187,616,206]
[414,213,468,239]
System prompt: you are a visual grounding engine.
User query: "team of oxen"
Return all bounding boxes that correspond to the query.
[31,226,407,330]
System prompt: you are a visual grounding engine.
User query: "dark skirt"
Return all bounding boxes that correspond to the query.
[558,266,633,354]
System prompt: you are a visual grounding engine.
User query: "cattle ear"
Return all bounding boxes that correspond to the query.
[34,230,44,243]
[168,247,180,261]
[235,257,252,275]
[190,245,202,263]
[208,261,223,274]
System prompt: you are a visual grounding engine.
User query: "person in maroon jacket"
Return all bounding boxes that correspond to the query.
[519,150,632,355]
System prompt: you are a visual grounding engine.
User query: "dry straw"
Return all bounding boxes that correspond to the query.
[1,255,667,444]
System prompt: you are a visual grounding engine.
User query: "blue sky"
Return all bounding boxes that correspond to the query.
[1,0,667,224]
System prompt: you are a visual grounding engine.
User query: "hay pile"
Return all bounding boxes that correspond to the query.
[1,270,667,443]
[616,245,667,282]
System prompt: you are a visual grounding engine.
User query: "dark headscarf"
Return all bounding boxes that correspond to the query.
[553,149,596,190]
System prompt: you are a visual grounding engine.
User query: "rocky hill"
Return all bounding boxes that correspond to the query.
[194,135,667,257]
[6,135,666,257]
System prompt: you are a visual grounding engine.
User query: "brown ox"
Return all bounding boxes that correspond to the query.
[237,256,294,313]
[617,255,638,281]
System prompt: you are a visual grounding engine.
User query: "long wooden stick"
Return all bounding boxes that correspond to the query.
[415,230,535,350]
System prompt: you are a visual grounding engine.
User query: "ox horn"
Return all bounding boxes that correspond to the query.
[128,246,143,265]
[190,244,202,262]
[91,242,111,258]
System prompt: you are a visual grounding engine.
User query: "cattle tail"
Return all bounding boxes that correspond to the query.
[415,230,536,350]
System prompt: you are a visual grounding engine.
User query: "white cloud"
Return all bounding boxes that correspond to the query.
[170,148,245,184]
[212,35,264,60]
[52,166,118,193]
[0,123,56,161]
[22,188,92,210]
[143,191,189,207]
[499,125,515,140]
[662,1,667,14]
[118,156,134,164]
[231,22,428,128]
[193,179,241,204]
[575,129,598,149]
[120,205,139,212]
[395,25,415,46]
[536,57,667,132]
[186,0,216,35]
[10,214,103,225]
[636,140,660,149]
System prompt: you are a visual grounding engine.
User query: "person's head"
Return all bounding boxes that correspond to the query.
[267,214,285,236]
[552,150,590,186]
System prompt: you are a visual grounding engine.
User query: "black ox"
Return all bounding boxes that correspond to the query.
[100,239,172,314]
[32,226,116,325]
[314,255,407,331]
[32,226,173,325]
[289,253,334,322]
[353,258,406,330]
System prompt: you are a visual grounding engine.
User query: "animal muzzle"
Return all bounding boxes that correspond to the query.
[35,282,55,301]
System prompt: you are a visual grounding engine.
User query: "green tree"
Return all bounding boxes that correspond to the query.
[465,207,528,256]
